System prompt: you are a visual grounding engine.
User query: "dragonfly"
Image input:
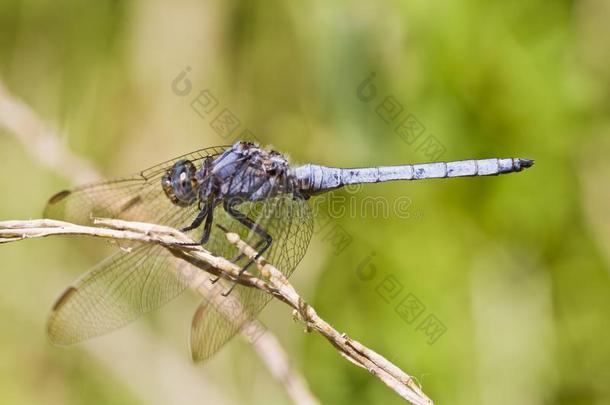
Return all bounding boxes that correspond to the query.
[44,140,534,362]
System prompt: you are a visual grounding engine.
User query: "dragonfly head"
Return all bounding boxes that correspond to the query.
[162,159,199,207]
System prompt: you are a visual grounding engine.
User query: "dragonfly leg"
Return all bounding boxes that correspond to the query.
[219,200,273,296]
[209,238,266,284]
[199,202,215,244]
[178,200,216,246]
[180,203,209,233]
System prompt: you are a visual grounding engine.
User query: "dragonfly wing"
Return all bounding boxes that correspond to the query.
[189,189,313,363]
[189,283,267,363]
[43,146,229,228]
[48,243,202,344]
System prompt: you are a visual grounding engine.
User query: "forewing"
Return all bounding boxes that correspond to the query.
[189,187,313,363]
[44,146,228,228]
[48,244,200,344]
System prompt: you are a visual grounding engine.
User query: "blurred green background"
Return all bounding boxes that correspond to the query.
[1,1,609,404]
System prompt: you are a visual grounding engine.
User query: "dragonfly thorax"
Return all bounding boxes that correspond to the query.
[161,159,199,207]
[207,141,295,202]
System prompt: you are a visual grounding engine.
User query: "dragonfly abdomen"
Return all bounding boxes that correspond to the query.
[293,158,534,195]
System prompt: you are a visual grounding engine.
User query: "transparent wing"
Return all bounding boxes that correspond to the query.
[189,283,254,362]
[48,244,200,344]
[189,189,313,362]
[44,146,229,228]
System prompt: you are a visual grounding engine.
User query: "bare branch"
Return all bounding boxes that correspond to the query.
[0,218,433,405]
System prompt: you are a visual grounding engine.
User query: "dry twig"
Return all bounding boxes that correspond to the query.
[0,218,433,405]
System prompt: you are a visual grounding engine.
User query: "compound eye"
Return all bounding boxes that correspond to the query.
[162,159,198,207]
[161,172,176,203]
[175,160,196,179]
